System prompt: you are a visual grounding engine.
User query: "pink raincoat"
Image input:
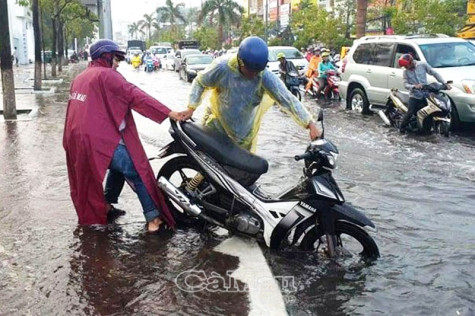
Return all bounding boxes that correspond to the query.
[63,59,175,227]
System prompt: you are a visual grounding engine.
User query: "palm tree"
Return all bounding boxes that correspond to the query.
[156,0,186,36]
[199,0,243,45]
[138,13,155,42]
[128,22,140,39]
[356,0,368,38]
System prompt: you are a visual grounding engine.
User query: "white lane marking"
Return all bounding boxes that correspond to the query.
[214,237,288,316]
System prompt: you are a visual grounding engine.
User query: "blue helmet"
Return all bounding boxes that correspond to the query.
[89,39,125,60]
[238,36,268,72]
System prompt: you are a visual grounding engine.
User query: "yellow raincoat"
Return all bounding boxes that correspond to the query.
[188,55,313,152]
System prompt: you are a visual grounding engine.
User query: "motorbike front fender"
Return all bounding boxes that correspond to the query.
[331,203,375,228]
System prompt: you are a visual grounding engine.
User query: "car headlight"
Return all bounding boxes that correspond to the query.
[461,80,475,94]
[188,69,197,74]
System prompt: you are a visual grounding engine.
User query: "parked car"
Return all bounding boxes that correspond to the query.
[339,34,475,127]
[179,54,214,82]
[267,46,309,76]
[162,53,176,71]
[174,49,201,72]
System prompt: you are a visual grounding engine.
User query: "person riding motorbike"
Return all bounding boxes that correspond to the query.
[398,53,450,133]
[181,36,320,153]
[131,52,141,69]
[305,48,321,94]
[315,52,337,99]
[277,52,299,89]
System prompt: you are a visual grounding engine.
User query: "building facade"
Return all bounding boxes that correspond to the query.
[7,0,34,65]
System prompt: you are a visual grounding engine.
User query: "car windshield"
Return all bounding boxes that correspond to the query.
[151,47,167,54]
[268,48,304,61]
[419,42,475,68]
[187,55,213,65]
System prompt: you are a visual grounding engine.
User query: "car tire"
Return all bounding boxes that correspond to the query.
[348,87,370,114]
[450,104,460,131]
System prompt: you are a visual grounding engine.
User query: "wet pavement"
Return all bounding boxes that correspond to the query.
[0,62,474,315]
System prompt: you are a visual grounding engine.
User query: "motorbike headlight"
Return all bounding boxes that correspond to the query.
[461,80,475,94]
[327,152,338,168]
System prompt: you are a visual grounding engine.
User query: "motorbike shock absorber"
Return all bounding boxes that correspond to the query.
[186,173,205,191]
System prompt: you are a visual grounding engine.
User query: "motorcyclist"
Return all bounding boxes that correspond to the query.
[277,52,299,89]
[131,52,141,69]
[304,48,321,94]
[398,53,450,133]
[315,51,337,99]
[182,36,320,152]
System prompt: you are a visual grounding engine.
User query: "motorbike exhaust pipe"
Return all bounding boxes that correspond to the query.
[158,176,202,217]
[378,110,391,126]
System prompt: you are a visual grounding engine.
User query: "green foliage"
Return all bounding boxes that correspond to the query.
[193,26,219,50]
[291,4,350,50]
[390,0,466,36]
[237,15,265,41]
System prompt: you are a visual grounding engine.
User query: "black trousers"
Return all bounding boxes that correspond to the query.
[399,97,426,131]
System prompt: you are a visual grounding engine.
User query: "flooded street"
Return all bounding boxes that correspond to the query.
[1,62,474,315]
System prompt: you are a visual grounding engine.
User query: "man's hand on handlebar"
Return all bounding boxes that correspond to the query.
[308,121,321,140]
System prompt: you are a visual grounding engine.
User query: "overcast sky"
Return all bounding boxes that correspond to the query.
[111,0,200,30]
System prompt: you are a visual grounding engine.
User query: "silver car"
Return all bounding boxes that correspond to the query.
[339,35,475,126]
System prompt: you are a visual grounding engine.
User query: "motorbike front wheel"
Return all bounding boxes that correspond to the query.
[300,221,379,261]
[435,120,450,137]
[156,156,205,226]
[291,87,301,101]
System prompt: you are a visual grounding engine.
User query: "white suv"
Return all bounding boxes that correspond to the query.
[339,35,475,126]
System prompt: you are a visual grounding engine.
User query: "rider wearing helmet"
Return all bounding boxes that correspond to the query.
[315,51,337,98]
[182,36,320,152]
[398,53,449,133]
[64,39,186,232]
[277,52,299,85]
[305,48,321,93]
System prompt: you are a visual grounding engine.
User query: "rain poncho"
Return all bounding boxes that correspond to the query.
[188,55,313,152]
[63,58,175,227]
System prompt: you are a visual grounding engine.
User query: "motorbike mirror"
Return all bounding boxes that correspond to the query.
[317,110,324,122]
[446,80,453,84]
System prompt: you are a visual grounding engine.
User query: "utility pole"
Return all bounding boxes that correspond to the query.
[0,0,17,120]
[97,0,113,39]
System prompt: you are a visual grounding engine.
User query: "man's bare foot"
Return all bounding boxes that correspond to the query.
[147,217,164,233]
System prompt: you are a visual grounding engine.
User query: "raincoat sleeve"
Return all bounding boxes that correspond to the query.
[108,71,171,123]
[187,60,226,109]
[424,63,445,84]
[262,70,313,128]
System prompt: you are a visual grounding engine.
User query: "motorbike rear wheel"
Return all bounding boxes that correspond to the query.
[157,156,205,227]
[300,221,379,261]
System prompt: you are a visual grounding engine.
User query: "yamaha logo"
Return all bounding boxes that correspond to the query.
[299,202,317,212]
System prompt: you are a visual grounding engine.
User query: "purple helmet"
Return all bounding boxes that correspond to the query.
[89,39,125,60]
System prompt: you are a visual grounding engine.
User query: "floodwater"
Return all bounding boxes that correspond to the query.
[0,63,474,315]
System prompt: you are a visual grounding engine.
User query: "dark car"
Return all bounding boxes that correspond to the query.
[174,49,201,72]
[179,54,214,82]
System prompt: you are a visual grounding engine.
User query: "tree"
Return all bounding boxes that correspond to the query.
[356,0,368,38]
[138,13,155,42]
[33,0,42,90]
[156,0,186,38]
[193,26,219,50]
[128,22,141,39]
[0,0,16,120]
[237,14,265,41]
[391,0,465,36]
[198,0,244,45]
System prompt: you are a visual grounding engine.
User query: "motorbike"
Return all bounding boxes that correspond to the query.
[378,82,452,137]
[144,59,154,73]
[153,56,160,70]
[131,56,141,70]
[284,71,302,101]
[155,111,380,261]
[309,70,341,101]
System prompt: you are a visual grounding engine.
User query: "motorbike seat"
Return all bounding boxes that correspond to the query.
[394,91,410,105]
[181,122,269,175]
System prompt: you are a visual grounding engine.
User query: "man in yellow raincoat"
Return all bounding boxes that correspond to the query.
[182,36,320,152]
[305,48,321,94]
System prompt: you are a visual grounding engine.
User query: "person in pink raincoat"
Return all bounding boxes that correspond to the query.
[63,39,185,233]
